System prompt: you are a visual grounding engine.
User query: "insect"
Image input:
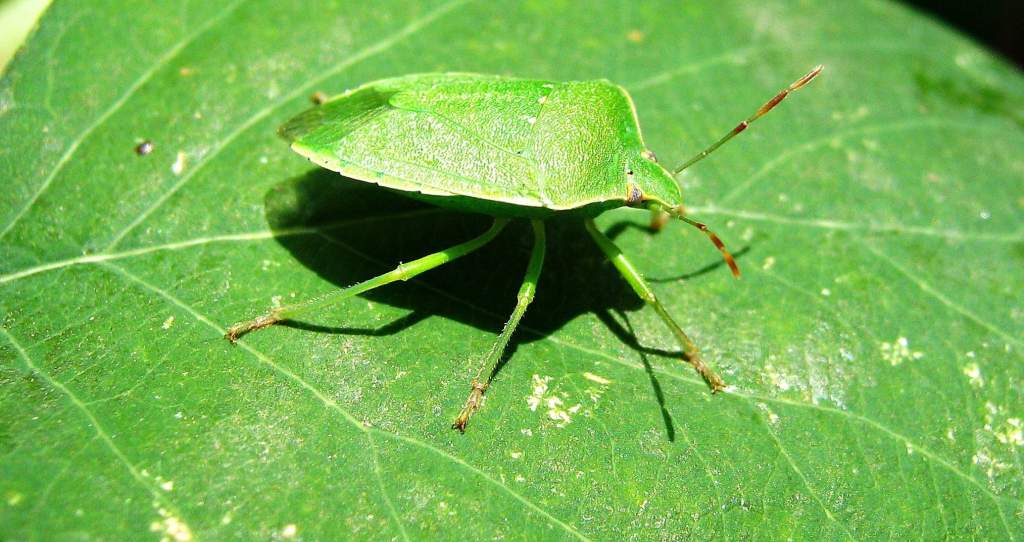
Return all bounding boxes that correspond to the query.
[226,66,822,431]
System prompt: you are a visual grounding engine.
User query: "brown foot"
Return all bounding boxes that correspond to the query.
[225,312,282,343]
[687,353,727,393]
[452,380,488,433]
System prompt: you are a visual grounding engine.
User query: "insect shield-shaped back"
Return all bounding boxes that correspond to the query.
[276,73,681,216]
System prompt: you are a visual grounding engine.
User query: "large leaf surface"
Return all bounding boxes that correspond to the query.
[2,1,1023,540]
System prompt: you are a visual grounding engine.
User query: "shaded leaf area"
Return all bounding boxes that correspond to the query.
[2,0,1023,540]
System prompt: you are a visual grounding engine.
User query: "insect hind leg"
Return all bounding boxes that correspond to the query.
[225,218,509,342]
[453,220,546,432]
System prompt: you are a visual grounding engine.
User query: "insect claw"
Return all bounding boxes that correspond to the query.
[452,380,488,433]
[224,313,282,343]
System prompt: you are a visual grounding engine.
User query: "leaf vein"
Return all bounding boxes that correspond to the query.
[101,0,471,251]
[0,0,247,241]
[99,260,592,542]
[0,327,189,528]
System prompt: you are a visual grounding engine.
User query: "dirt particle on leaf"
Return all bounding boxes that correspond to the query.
[135,140,154,156]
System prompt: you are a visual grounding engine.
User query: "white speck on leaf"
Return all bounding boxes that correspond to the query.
[995,418,1023,446]
[764,363,793,391]
[526,116,537,125]
[880,337,923,366]
[282,524,297,538]
[762,256,776,270]
[756,402,780,425]
[160,480,174,491]
[582,372,611,385]
[162,316,175,329]
[821,288,831,297]
[526,374,581,427]
[962,362,984,387]
[150,508,192,542]
[527,374,550,412]
[171,151,186,175]
[510,451,522,459]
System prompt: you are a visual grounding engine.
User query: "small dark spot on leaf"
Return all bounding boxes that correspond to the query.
[135,140,154,156]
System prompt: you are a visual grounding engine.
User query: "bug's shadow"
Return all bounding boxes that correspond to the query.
[265,169,645,339]
[264,169,739,439]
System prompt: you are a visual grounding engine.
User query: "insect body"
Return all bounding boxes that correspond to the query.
[227,67,822,431]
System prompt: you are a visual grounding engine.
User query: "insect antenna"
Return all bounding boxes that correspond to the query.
[672,65,823,175]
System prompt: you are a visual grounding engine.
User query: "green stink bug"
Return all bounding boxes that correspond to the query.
[227,66,823,431]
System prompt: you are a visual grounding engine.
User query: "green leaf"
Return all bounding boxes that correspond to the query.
[2,1,1022,540]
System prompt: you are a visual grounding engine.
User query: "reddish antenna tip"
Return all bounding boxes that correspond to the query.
[793,65,824,90]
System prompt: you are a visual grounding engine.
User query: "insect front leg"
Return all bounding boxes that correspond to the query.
[648,208,671,232]
[452,220,546,432]
[583,219,726,392]
[225,218,509,342]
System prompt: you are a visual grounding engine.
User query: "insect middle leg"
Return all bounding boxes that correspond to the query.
[225,218,510,342]
[583,219,726,392]
[452,219,546,432]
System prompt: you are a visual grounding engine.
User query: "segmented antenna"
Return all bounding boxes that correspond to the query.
[672,65,823,175]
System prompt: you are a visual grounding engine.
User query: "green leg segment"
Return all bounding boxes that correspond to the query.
[226,218,510,342]
[584,219,726,392]
[452,220,546,432]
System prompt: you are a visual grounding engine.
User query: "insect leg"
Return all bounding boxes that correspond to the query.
[583,219,726,392]
[225,218,510,342]
[648,207,671,232]
[452,220,546,432]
